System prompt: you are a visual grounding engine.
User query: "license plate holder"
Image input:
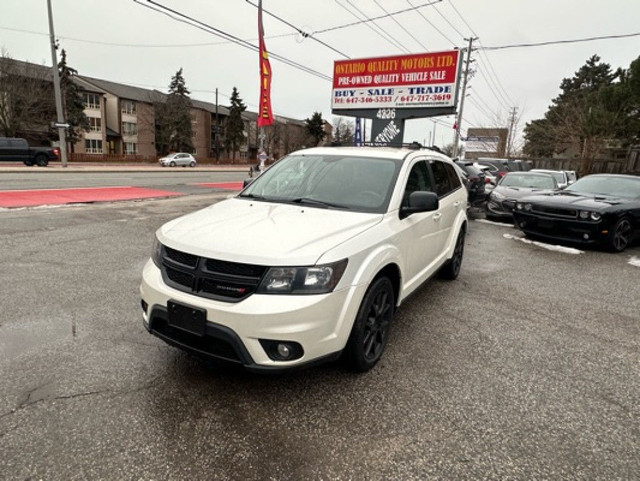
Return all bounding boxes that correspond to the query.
[167,300,207,336]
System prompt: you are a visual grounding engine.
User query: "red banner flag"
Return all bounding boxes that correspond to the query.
[257,0,274,127]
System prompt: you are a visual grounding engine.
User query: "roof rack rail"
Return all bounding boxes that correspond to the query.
[328,141,446,153]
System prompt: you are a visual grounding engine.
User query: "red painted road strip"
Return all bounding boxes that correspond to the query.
[0,186,182,208]
[195,182,244,190]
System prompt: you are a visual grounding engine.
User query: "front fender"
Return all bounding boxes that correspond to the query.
[445,210,468,260]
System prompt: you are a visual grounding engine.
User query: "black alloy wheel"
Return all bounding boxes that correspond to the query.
[345,276,395,372]
[35,154,48,167]
[608,217,632,252]
[440,227,466,280]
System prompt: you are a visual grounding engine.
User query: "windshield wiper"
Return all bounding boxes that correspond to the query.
[238,193,267,200]
[289,197,346,209]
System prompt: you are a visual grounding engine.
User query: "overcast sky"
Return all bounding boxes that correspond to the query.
[2,0,639,150]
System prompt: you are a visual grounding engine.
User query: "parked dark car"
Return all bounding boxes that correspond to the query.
[475,158,511,179]
[0,137,59,166]
[486,172,558,221]
[513,174,640,252]
[455,160,486,205]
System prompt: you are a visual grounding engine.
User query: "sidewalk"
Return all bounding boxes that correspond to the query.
[0,161,250,173]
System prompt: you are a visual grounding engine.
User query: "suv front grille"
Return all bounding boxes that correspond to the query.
[160,246,268,302]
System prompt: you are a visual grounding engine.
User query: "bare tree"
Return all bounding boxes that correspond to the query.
[0,49,56,141]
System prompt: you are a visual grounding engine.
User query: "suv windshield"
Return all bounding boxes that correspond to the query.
[239,154,401,213]
[565,176,640,199]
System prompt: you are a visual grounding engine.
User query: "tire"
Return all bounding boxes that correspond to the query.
[607,217,633,252]
[23,159,34,166]
[169,161,176,167]
[440,226,466,280]
[344,276,395,372]
[189,161,196,167]
[35,154,49,167]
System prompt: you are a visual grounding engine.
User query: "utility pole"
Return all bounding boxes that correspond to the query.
[506,106,518,158]
[215,87,220,162]
[453,37,477,159]
[46,0,68,167]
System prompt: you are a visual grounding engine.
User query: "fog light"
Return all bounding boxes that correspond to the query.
[259,339,304,361]
[583,233,589,240]
[277,343,291,359]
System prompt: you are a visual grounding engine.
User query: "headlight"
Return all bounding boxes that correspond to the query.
[590,212,601,221]
[516,203,523,210]
[152,237,163,268]
[491,191,505,201]
[524,203,532,211]
[579,210,590,219]
[257,259,348,294]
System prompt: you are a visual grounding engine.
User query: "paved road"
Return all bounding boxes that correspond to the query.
[0,196,639,480]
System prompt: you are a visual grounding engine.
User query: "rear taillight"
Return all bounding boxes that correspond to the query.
[497,172,507,177]
[468,176,479,182]
[53,148,60,156]
[485,177,492,184]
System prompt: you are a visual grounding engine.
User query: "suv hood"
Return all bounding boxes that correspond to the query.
[157,198,382,266]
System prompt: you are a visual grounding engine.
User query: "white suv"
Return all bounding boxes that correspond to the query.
[140,146,468,372]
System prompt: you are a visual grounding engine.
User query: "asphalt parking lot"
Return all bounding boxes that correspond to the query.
[0,196,638,480]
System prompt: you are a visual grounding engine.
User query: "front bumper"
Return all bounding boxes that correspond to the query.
[513,211,608,245]
[486,198,516,218]
[139,259,366,371]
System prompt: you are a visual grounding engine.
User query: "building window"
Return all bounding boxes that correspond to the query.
[121,100,136,115]
[89,117,102,132]
[85,139,103,153]
[84,93,100,110]
[122,121,137,136]
[124,142,138,155]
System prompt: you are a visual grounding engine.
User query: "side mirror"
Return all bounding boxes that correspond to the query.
[400,191,439,219]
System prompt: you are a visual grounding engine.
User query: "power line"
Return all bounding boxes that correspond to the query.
[134,0,332,82]
[0,25,296,48]
[443,1,514,107]
[405,0,455,45]
[243,0,349,58]
[372,0,429,51]
[480,31,640,50]
[316,0,442,34]
[336,0,410,53]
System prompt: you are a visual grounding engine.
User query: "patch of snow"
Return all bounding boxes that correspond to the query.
[474,219,515,228]
[628,256,640,267]
[503,233,584,255]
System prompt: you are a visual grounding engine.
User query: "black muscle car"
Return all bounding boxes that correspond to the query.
[513,174,640,252]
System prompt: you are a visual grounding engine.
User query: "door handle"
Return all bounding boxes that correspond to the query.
[454,201,462,207]
[433,213,442,221]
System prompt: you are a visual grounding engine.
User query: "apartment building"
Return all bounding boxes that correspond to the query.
[2,58,323,161]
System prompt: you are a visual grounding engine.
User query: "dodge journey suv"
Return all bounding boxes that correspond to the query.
[140,146,468,372]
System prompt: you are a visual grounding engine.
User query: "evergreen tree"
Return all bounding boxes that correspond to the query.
[305,111,326,146]
[225,87,246,161]
[166,68,193,153]
[58,49,89,152]
[523,55,639,174]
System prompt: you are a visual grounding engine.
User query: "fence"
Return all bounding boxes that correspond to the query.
[528,158,629,174]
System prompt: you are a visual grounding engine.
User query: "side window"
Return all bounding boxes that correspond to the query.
[402,161,433,206]
[429,160,454,197]
[444,163,462,190]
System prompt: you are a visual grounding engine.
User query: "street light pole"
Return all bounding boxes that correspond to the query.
[46,0,68,167]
